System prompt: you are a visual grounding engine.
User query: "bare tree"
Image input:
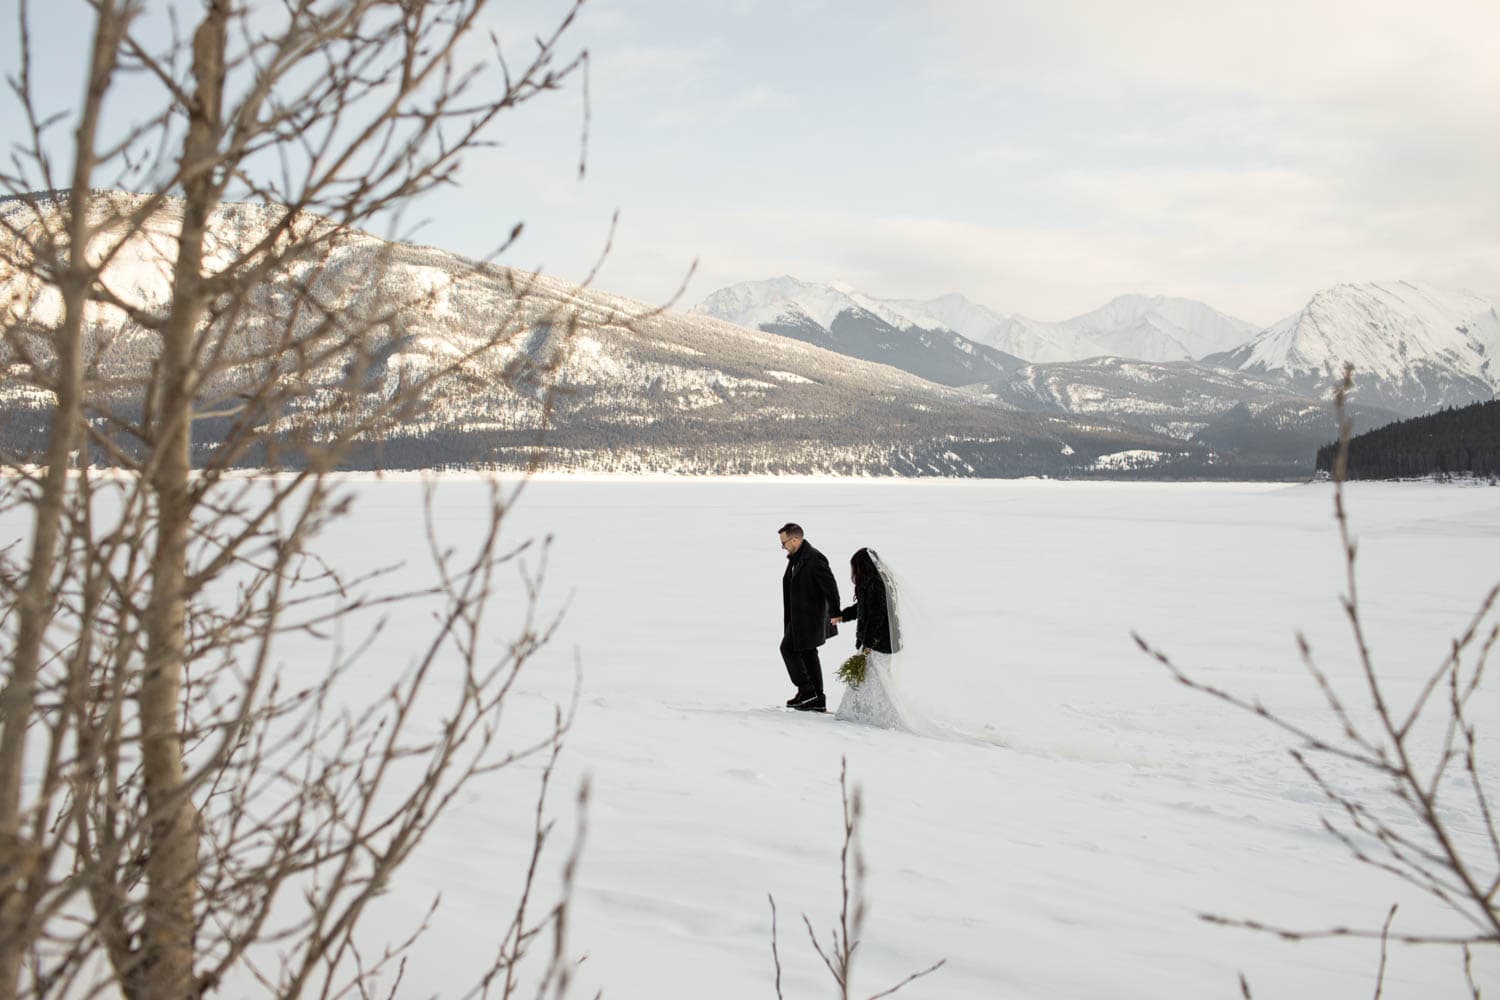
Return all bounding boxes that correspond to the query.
[1135,366,1499,992]
[768,759,945,1000]
[0,0,600,996]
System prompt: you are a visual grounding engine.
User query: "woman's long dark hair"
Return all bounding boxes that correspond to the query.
[850,547,879,601]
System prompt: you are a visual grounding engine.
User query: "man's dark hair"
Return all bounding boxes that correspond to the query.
[778,522,804,539]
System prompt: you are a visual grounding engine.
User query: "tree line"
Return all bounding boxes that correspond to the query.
[1315,398,1500,479]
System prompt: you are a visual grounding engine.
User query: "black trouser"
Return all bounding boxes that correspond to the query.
[780,636,823,696]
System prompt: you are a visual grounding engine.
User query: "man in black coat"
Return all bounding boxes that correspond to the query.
[778,522,840,712]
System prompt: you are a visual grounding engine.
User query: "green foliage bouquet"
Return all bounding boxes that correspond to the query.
[837,652,867,688]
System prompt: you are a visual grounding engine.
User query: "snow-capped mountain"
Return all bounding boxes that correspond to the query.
[694,278,1002,344]
[695,276,894,331]
[1209,281,1500,416]
[862,291,1010,343]
[696,279,1259,368]
[0,191,1192,477]
[983,315,1113,365]
[695,277,1024,387]
[1067,295,1259,361]
[987,295,1258,364]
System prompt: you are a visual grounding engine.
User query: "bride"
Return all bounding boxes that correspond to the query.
[829,548,920,730]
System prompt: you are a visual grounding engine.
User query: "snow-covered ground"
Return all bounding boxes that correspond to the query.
[267,476,1497,999]
[20,477,1500,997]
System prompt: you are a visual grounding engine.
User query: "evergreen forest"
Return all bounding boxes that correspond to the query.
[1315,399,1500,480]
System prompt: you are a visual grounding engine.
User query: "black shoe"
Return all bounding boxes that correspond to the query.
[786,692,805,707]
[792,692,826,712]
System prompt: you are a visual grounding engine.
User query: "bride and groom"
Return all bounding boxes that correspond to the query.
[778,523,914,729]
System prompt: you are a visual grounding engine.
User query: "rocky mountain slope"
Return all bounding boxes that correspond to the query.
[969,356,1400,469]
[1209,281,1500,416]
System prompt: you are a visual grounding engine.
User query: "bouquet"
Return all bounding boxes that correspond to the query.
[837,652,867,688]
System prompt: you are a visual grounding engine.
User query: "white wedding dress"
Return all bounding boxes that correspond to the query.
[833,551,924,731]
[835,650,921,729]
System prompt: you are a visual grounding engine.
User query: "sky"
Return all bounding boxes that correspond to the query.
[4,0,1499,327]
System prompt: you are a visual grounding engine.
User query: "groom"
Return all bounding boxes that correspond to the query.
[777,522,840,712]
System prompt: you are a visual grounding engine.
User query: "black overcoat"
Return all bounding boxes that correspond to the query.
[782,540,840,651]
[838,573,897,654]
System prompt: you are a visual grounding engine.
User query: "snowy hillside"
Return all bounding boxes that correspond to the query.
[1210,281,1500,415]
[979,357,1301,437]
[972,356,1401,469]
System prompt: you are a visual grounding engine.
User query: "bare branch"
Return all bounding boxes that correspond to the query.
[776,759,942,999]
[767,895,784,1000]
[0,1,597,996]
[1372,905,1397,1000]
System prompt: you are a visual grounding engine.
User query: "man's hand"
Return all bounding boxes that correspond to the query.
[829,617,841,625]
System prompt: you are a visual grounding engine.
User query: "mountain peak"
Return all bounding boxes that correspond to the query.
[694,277,865,330]
[1100,292,1163,308]
[1217,280,1499,414]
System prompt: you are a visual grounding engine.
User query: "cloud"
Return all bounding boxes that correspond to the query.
[924,1,1500,104]
[645,81,794,131]
[439,1,1500,324]
[592,178,1500,329]
[922,2,1500,195]
[596,43,717,87]
[959,145,1044,170]
[585,204,1240,323]
[844,1,1500,317]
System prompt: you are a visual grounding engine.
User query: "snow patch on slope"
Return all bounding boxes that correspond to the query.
[1091,449,1172,470]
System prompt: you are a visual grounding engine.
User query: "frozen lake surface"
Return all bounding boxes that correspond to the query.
[291,476,1498,999]
[28,476,1500,998]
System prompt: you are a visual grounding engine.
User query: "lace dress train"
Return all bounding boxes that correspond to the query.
[835,651,917,730]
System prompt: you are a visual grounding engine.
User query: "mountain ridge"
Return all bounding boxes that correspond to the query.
[698,275,1500,420]
[696,278,1261,364]
[0,191,1213,478]
[1210,280,1500,416]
